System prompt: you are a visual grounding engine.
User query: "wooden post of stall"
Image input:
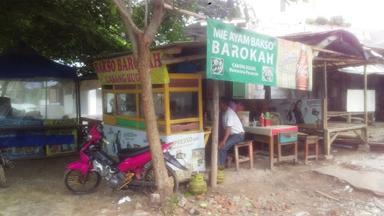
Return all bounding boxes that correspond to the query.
[198,75,204,131]
[75,80,81,123]
[210,80,219,187]
[364,65,368,126]
[75,79,81,148]
[363,65,369,147]
[45,80,48,118]
[164,83,171,135]
[323,62,330,156]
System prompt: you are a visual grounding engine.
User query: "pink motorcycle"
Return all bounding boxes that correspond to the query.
[64,124,187,194]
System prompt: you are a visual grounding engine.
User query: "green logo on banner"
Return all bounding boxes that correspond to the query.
[206,19,277,86]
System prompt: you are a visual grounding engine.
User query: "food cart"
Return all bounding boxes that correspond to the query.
[93,49,206,181]
[0,50,79,159]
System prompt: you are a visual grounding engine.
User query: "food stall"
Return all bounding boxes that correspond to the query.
[205,22,380,163]
[281,30,384,155]
[0,50,79,159]
[93,49,206,181]
[206,22,310,142]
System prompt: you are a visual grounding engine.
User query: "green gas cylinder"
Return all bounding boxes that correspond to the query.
[217,168,225,184]
[189,173,207,195]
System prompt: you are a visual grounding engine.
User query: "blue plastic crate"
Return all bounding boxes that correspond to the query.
[278,132,298,143]
[4,146,45,159]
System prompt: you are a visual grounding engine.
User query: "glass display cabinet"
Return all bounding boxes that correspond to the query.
[101,73,203,135]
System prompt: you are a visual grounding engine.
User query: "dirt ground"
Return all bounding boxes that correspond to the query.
[1,148,384,216]
[217,150,384,216]
[0,156,154,216]
[368,122,384,143]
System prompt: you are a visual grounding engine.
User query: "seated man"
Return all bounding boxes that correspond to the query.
[219,98,245,168]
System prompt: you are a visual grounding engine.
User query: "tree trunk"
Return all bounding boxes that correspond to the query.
[111,0,170,200]
[136,38,172,198]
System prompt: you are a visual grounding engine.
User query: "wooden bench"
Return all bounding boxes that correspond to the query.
[234,140,253,171]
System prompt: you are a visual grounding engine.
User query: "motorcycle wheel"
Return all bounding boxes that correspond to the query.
[143,165,179,192]
[64,169,101,194]
[0,165,7,187]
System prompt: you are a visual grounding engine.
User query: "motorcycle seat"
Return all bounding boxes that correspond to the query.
[117,146,150,160]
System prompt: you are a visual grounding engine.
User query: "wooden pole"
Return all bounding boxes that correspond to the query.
[323,62,330,156]
[198,75,203,131]
[210,80,219,188]
[323,62,328,129]
[364,65,368,126]
[75,80,81,149]
[164,83,171,135]
[45,81,48,118]
[363,64,369,148]
[75,80,81,124]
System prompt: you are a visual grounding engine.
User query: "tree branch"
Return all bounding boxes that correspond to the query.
[111,0,143,35]
[127,30,141,58]
[144,0,165,42]
[144,0,149,28]
[164,3,206,19]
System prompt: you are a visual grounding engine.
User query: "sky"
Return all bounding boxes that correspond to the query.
[242,0,384,47]
[245,0,384,30]
[307,0,384,29]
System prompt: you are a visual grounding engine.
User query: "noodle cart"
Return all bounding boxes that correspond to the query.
[93,50,206,181]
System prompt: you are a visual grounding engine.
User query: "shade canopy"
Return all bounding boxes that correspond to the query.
[282,30,366,59]
[0,51,77,79]
[339,64,384,75]
[282,30,384,71]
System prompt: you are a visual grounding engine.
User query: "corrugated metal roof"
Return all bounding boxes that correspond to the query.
[339,64,384,75]
[91,28,384,74]
[282,30,384,71]
[90,41,205,61]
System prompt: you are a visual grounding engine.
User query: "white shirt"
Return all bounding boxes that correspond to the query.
[222,107,244,134]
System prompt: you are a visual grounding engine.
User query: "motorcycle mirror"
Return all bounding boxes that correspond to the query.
[96,124,103,133]
[89,144,97,150]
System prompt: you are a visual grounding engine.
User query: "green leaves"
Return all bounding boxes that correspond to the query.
[111,4,118,16]
[0,0,127,63]
[0,0,191,64]
[0,0,244,70]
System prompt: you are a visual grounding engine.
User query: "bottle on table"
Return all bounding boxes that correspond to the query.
[259,113,265,127]
[264,112,271,126]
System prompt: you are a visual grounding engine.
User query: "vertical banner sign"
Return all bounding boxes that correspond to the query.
[276,39,313,91]
[206,19,278,86]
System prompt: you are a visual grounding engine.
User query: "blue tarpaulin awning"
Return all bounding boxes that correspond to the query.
[0,52,77,79]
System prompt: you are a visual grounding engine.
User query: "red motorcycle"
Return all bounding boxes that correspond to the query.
[64,124,187,194]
